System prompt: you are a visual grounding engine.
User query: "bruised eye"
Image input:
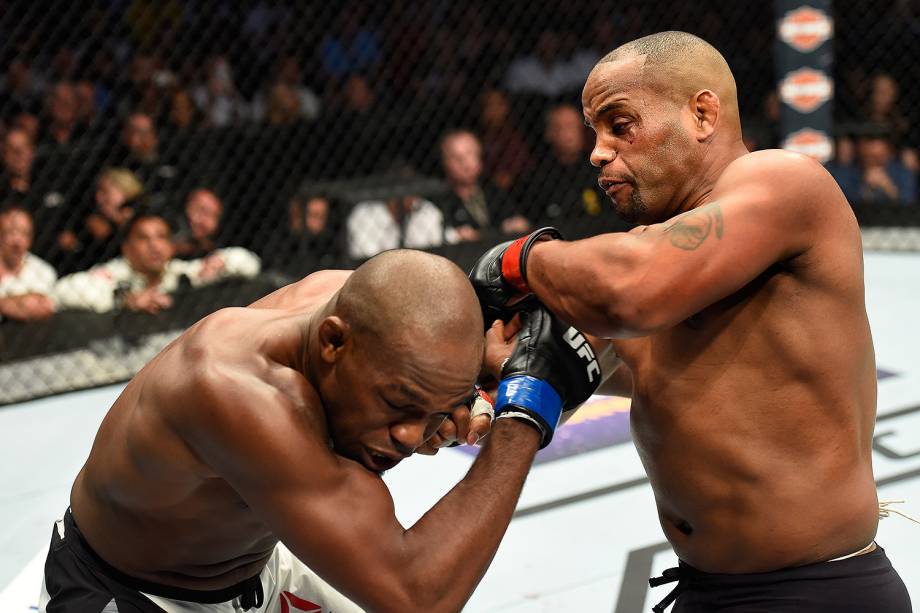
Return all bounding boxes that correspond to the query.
[612,122,631,136]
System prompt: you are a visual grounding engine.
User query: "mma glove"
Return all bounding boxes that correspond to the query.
[495,305,602,448]
[469,227,562,325]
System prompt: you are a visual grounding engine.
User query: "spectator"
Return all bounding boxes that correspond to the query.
[524,104,611,235]
[119,112,180,202]
[0,206,56,321]
[11,112,40,143]
[1,128,37,207]
[58,168,144,270]
[55,210,261,314]
[347,194,443,260]
[320,5,382,80]
[743,90,781,152]
[0,59,43,118]
[173,188,223,259]
[829,127,917,205]
[504,31,587,98]
[74,79,100,130]
[0,128,64,256]
[438,129,529,243]
[253,56,321,124]
[326,74,389,176]
[192,55,248,127]
[40,82,84,147]
[478,88,533,191]
[268,192,346,276]
[167,88,199,132]
[866,73,910,145]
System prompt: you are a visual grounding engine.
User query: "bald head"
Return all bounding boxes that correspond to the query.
[335,250,484,356]
[595,31,740,132]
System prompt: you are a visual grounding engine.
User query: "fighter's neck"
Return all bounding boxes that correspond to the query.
[299,298,336,388]
[673,141,748,216]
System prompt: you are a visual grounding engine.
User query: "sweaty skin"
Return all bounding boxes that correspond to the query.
[523,40,878,573]
[70,252,540,611]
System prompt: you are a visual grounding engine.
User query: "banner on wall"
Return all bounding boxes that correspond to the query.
[775,1,834,162]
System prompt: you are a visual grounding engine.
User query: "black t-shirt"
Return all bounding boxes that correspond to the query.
[522,153,628,238]
[439,182,520,231]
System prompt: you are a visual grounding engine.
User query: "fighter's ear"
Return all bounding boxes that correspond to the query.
[690,89,719,142]
[318,315,349,364]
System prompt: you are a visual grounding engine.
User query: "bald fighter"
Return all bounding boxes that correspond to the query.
[39,250,600,612]
[471,32,911,612]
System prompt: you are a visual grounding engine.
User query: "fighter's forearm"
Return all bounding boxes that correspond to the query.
[526,234,650,338]
[399,418,540,611]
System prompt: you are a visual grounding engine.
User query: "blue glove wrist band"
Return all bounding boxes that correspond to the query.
[496,375,563,447]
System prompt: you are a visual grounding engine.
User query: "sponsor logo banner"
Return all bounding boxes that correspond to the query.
[782,127,834,162]
[780,67,833,114]
[779,6,833,53]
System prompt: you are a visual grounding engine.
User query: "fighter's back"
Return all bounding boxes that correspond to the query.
[613,150,878,573]
[70,271,350,589]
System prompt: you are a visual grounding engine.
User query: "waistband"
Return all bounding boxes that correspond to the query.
[63,508,264,607]
[648,544,892,613]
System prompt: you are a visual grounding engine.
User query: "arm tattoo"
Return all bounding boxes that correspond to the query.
[663,204,724,250]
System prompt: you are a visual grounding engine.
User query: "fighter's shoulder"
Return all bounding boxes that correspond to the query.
[717,150,843,210]
[166,308,319,430]
[249,269,352,310]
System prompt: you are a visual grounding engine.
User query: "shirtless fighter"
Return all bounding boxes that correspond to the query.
[39,250,599,612]
[470,32,911,611]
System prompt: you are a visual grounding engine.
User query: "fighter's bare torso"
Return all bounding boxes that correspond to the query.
[70,271,351,589]
[610,153,878,573]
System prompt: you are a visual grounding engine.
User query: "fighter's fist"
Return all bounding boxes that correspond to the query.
[468,227,562,326]
[416,389,495,454]
[494,305,602,448]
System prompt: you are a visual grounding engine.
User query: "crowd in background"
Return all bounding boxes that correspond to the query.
[0,0,918,324]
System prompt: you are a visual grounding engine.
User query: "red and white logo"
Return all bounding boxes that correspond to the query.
[779,68,833,114]
[782,128,833,162]
[779,6,833,53]
[280,591,323,613]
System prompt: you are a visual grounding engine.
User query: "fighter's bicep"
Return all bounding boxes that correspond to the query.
[634,169,820,326]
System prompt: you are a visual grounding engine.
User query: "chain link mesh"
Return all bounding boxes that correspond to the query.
[0,1,917,403]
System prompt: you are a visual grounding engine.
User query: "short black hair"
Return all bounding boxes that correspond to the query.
[122,206,172,243]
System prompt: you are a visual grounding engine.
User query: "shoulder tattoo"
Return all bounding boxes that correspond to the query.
[663,203,723,251]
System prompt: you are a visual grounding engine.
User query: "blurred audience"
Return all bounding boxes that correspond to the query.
[40,82,84,147]
[742,90,781,152]
[268,192,346,276]
[0,59,43,118]
[1,128,38,207]
[253,57,321,124]
[829,127,917,205]
[504,31,589,98]
[347,194,443,260]
[57,168,144,270]
[320,5,382,80]
[173,188,223,259]
[166,88,200,133]
[524,104,607,234]
[0,206,56,321]
[438,129,529,243]
[478,88,533,191]
[119,112,180,203]
[55,210,261,314]
[0,127,64,258]
[192,55,249,127]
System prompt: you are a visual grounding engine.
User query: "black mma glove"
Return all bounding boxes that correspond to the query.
[468,227,562,326]
[494,305,602,448]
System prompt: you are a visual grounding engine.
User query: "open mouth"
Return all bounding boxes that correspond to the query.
[364,448,402,473]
